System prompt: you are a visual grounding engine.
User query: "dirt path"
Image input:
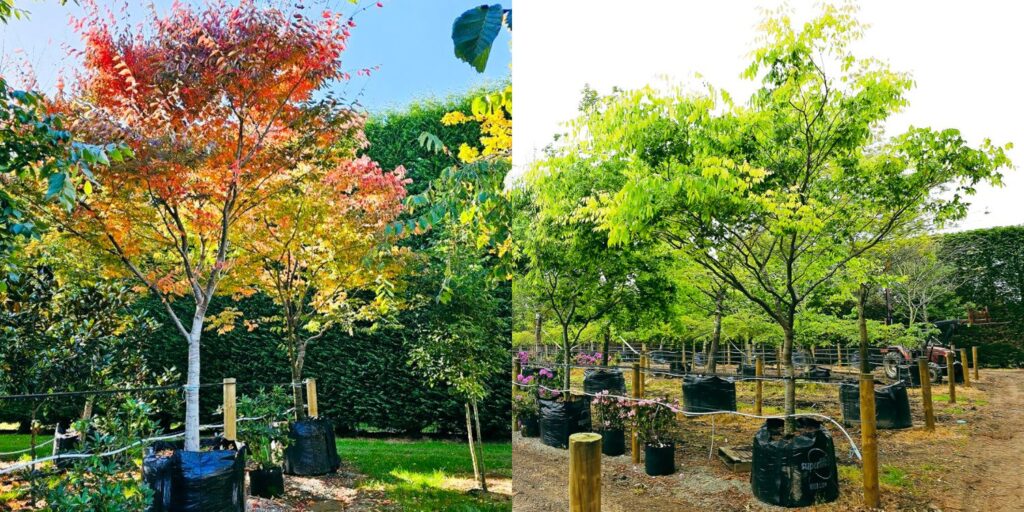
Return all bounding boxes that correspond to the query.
[513,369,1024,511]
[930,369,1024,512]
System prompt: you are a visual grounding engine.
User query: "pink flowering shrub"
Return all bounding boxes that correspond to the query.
[576,352,602,366]
[591,391,629,431]
[536,367,562,400]
[517,351,530,365]
[512,390,539,417]
[629,397,679,447]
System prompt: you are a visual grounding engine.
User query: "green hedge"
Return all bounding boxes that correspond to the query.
[137,294,511,438]
[941,225,1024,367]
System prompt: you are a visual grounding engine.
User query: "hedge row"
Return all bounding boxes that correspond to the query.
[136,294,511,439]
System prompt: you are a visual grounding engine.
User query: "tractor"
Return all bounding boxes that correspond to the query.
[880,308,997,383]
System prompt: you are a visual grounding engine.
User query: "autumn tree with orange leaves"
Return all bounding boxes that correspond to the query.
[53,0,375,451]
[237,155,408,419]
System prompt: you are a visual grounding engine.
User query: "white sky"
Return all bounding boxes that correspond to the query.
[512,0,1024,232]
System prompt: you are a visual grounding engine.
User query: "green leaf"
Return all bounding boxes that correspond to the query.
[46,172,67,200]
[452,4,504,73]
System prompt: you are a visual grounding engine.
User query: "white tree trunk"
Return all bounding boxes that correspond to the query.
[465,403,481,487]
[472,401,488,492]
[184,310,205,452]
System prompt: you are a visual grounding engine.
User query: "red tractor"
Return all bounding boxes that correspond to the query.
[880,319,964,383]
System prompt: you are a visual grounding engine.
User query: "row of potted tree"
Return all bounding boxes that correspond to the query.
[513,364,680,477]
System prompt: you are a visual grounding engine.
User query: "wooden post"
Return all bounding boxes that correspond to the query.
[754,356,763,416]
[972,346,980,381]
[512,357,521,432]
[640,344,647,395]
[859,373,880,509]
[810,345,816,365]
[837,345,843,367]
[726,345,732,367]
[223,378,237,442]
[945,352,956,404]
[569,432,602,512]
[632,362,641,465]
[776,346,782,377]
[918,357,935,431]
[959,349,970,388]
[306,378,319,417]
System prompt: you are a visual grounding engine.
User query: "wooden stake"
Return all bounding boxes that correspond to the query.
[223,378,237,442]
[569,432,602,512]
[918,357,935,431]
[631,362,641,465]
[959,349,970,388]
[972,346,980,381]
[810,345,816,365]
[640,344,647,395]
[306,378,319,418]
[754,356,763,416]
[859,373,880,509]
[945,352,956,404]
[512,357,521,432]
[776,346,782,377]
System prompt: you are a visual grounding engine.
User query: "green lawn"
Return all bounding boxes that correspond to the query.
[337,438,512,512]
[0,433,42,461]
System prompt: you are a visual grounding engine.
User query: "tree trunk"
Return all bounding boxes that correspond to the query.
[562,324,571,393]
[601,324,611,366]
[184,308,206,452]
[81,396,94,421]
[465,403,481,488]
[707,302,723,374]
[858,285,870,374]
[472,401,488,492]
[534,312,542,355]
[782,323,796,435]
[291,369,307,421]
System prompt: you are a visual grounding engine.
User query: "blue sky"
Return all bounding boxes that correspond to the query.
[0,0,511,113]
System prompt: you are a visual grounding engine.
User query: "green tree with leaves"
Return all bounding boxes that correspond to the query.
[549,4,1010,434]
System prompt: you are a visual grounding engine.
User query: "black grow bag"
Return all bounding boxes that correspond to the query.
[669,360,691,374]
[839,381,912,429]
[739,363,757,377]
[284,418,341,476]
[538,398,591,449]
[600,429,625,456]
[143,439,246,512]
[583,368,626,395]
[898,364,921,387]
[682,375,737,413]
[950,361,964,383]
[644,443,676,476]
[519,416,540,438]
[803,365,831,382]
[249,467,285,498]
[750,418,839,507]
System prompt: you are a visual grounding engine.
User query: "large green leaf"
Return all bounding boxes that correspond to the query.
[452,4,504,73]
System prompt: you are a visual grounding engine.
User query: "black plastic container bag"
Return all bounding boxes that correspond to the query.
[682,375,737,413]
[284,418,341,476]
[538,398,591,449]
[839,381,912,429]
[583,368,626,395]
[751,418,839,507]
[143,440,246,512]
[803,365,831,382]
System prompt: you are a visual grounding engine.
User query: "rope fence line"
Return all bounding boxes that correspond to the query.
[0,407,301,476]
[0,381,306,402]
[518,361,866,387]
[512,381,863,461]
[0,378,311,476]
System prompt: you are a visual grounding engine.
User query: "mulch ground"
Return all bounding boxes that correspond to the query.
[513,367,1023,511]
